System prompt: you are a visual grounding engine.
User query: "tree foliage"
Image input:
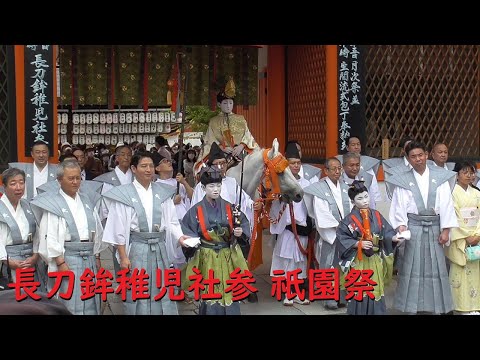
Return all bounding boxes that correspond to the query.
[185,105,218,133]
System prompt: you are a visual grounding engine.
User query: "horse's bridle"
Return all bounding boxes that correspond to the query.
[260,148,289,199]
[247,149,290,265]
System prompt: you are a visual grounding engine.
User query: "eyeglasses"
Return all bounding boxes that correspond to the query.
[327,167,342,172]
[460,170,475,177]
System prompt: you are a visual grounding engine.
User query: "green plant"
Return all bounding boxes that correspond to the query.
[185,105,218,133]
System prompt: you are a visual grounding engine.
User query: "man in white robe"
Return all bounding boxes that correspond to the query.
[94,144,134,218]
[8,141,57,200]
[153,151,193,222]
[285,140,321,183]
[102,152,189,315]
[270,142,312,306]
[303,157,353,310]
[94,144,134,276]
[33,161,106,315]
[430,142,455,171]
[337,136,382,200]
[154,151,193,295]
[387,141,458,314]
[0,167,46,289]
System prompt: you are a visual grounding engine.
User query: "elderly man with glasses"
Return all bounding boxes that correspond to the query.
[303,157,353,310]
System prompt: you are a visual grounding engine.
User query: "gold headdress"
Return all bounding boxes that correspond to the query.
[217,77,236,102]
[224,78,236,98]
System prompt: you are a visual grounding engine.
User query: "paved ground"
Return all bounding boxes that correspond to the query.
[101,182,405,315]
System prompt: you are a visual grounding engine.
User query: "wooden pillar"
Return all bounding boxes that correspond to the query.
[14,45,26,162]
[266,45,285,148]
[14,45,58,163]
[325,45,338,158]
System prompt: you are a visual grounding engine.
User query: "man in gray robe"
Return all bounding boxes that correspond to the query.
[303,157,352,310]
[0,167,47,291]
[32,161,106,315]
[102,152,189,315]
[93,144,134,275]
[8,141,58,200]
[387,141,458,314]
[93,144,134,191]
[430,142,455,171]
[36,178,103,209]
[285,140,321,183]
[336,135,381,177]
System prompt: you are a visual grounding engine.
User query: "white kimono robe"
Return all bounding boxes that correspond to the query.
[389,168,458,231]
[0,196,38,261]
[37,190,106,273]
[102,180,184,266]
[312,177,353,264]
[156,177,190,221]
[269,176,311,279]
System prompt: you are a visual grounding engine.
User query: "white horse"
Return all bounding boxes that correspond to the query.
[226,138,304,203]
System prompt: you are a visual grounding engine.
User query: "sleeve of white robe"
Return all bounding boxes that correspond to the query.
[190,183,205,208]
[389,187,411,230]
[102,200,135,249]
[38,211,68,271]
[313,197,339,244]
[182,184,191,210]
[238,188,254,231]
[0,223,9,260]
[369,172,382,204]
[92,206,107,255]
[32,225,40,253]
[436,181,459,230]
[99,182,114,221]
[161,198,184,265]
[46,212,68,259]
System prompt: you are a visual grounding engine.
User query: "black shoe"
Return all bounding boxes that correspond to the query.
[247,292,258,303]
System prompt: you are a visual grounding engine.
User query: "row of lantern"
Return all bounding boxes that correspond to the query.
[56,109,181,146]
[58,122,171,135]
[57,110,181,125]
[59,133,159,147]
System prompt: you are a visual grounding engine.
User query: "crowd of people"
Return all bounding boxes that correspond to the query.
[1,79,478,316]
[57,137,201,188]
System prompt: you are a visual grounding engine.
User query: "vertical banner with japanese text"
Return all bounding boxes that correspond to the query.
[24,45,55,157]
[337,45,366,153]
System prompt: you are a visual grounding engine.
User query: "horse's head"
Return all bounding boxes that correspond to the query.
[226,138,304,202]
[265,138,304,203]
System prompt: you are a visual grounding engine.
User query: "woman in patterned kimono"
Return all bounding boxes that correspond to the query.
[180,166,251,315]
[445,161,480,314]
[336,180,398,315]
